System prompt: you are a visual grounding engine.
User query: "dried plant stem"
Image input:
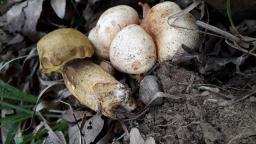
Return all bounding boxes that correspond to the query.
[38,112,65,144]
[168,0,201,20]
[196,21,241,42]
[233,89,256,104]
[225,40,256,57]
[0,55,28,71]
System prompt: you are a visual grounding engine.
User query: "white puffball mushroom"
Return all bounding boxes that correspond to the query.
[88,5,139,60]
[139,75,163,105]
[141,1,200,62]
[110,24,156,74]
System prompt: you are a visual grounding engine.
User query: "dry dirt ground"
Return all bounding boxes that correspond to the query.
[131,62,256,144]
[1,0,256,143]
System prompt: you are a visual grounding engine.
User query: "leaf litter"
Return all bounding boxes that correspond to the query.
[68,113,104,144]
[0,0,44,41]
[1,0,256,143]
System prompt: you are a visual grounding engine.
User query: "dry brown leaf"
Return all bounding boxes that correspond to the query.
[144,137,156,144]
[62,109,92,123]
[68,113,104,144]
[50,0,66,19]
[129,128,145,144]
[0,0,44,41]
[44,131,66,144]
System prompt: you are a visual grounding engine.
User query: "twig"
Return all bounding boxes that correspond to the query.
[116,133,126,141]
[168,0,201,20]
[168,20,228,40]
[198,86,233,99]
[196,20,241,42]
[233,89,256,103]
[197,21,256,57]
[0,55,28,71]
[123,92,183,121]
[60,101,85,144]
[119,121,129,137]
[225,40,256,57]
[26,81,63,131]
[38,112,65,144]
[227,130,256,144]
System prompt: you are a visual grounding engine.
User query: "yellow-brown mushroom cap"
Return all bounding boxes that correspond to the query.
[37,28,94,73]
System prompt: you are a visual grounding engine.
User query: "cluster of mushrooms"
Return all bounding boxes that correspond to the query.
[37,2,199,119]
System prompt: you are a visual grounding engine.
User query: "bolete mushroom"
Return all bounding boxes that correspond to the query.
[141,1,199,62]
[37,28,136,119]
[88,5,140,60]
[110,24,156,74]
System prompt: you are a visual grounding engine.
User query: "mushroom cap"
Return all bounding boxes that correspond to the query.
[37,28,94,73]
[89,5,139,60]
[141,1,199,62]
[110,24,156,74]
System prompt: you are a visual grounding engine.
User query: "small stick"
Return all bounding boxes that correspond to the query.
[233,89,256,103]
[168,0,201,20]
[225,40,256,57]
[196,20,241,42]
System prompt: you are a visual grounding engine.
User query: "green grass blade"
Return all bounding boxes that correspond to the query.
[4,123,20,144]
[34,140,44,144]
[0,0,7,5]
[0,104,34,110]
[0,80,37,103]
[0,101,34,114]
[21,121,68,143]
[0,113,32,128]
[226,0,238,33]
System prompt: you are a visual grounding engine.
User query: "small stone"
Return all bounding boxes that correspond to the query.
[129,128,145,144]
[145,137,156,144]
[139,75,163,105]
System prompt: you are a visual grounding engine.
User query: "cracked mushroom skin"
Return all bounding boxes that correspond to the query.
[89,5,139,60]
[63,59,136,119]
[37,28,94,73]
[110,24,156,74]
[141,1,199,62]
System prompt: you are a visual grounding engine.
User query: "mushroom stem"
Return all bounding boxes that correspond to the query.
[62,59,136,119]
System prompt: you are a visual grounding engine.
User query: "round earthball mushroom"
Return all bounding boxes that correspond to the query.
[141,1,199,62]
[37,28,136,119]
[110,24,156,74]
[88,5,139,60]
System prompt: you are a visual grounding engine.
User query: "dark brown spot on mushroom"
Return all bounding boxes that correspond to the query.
[161,13,170,18]
[131,61,141,71]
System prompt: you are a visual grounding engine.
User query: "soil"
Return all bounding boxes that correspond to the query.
[1,0,256,143]
[131,62,256,144]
